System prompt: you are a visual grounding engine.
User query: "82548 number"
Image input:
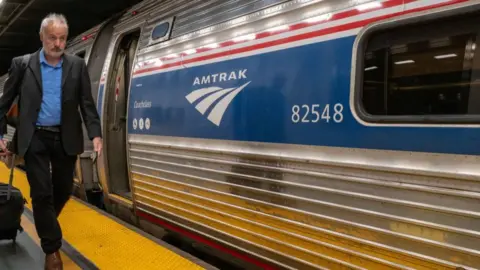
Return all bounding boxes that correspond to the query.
[291,103,344,124]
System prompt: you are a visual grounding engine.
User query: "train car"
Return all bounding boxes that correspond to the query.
[3,0,480,269]
[0,74,16,144]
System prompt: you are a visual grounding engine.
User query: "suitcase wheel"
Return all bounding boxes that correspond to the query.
[10,237,16,248]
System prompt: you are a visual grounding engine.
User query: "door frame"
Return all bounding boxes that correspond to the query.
[97,21,146,211]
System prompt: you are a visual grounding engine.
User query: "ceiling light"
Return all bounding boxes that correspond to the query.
[434,53,457,59]
[394,60,415,65]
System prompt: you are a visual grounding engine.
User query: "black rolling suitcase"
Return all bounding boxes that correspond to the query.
[0,154,25,244]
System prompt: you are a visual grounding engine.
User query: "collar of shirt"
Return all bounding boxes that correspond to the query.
[39,49,63,68]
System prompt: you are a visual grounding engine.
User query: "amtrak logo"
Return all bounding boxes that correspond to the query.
[185,80,251,126]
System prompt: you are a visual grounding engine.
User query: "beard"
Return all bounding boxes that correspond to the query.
[46,47,64,58]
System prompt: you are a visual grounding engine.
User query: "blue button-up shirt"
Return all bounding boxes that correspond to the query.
[37,49,62,126]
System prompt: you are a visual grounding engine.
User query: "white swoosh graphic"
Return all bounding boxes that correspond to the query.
[185,86,223,103]
[207,81,251,126]
[195,87,235,114]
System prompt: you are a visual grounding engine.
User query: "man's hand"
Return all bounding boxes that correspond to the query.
[93,137,103,157]
[0,138,10,156]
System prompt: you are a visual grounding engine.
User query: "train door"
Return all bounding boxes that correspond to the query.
[104,29,140,200]
[76,18,119,208]
[73,49,87,200]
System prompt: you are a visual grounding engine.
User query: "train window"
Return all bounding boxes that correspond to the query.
[151,22,170,40]
[147,17,175,46]
[76,50,86,59]
[357,11,480,123]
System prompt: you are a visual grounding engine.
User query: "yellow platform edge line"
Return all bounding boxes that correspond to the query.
[0,164,206,270]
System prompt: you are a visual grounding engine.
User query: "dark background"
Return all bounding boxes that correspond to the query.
[0,0,144,74]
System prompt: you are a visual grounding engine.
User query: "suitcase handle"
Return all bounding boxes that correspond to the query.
[6,154,15,200]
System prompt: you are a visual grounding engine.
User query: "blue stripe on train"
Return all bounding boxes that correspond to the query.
[126,35,480,156]
[97,84,104,116]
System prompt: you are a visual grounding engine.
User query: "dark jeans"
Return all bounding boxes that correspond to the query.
[23,129,76,254]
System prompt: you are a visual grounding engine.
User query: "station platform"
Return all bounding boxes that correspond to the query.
[0,164,217,270]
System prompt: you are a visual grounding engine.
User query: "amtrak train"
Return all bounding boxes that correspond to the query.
[1,0,480,269]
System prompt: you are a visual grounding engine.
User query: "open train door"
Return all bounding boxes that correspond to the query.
[107,30,139,200]
[74,16,120,208]
[97,13,175,219]
[100,23,141,213]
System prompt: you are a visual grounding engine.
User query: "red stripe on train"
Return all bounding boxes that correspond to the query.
[133,0,465,75]
[133,0,408,74]
[136,210,278,270]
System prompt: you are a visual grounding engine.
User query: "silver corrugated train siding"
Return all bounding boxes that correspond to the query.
[115,0,479,269]
[128,135,480,270]
[0,74,6,93]
[128,0,288,49]
[66,22,103,57]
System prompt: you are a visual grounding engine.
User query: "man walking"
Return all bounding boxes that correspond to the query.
[0,13,102,269]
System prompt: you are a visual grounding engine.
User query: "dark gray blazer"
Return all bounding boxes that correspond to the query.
[0,49,102,157]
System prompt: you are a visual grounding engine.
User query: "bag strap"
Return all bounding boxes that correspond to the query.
[20,53,30,73]
[15,53,30,103]
[6,154,16,200]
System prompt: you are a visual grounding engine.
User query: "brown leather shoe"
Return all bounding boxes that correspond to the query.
[44,251,63,270]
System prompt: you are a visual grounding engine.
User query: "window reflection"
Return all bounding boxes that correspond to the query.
[361,13,480,118]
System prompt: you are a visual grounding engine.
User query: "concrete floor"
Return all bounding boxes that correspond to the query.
[0,231,43,270]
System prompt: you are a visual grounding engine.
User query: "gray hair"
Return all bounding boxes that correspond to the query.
[39,13,68,34]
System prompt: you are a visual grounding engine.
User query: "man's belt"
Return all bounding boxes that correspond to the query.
[36,126,61,133]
